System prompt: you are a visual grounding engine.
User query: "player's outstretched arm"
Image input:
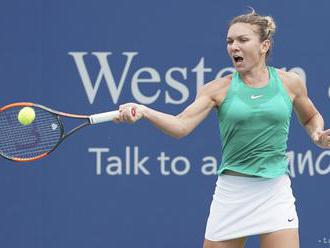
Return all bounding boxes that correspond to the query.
[116,80,221,139]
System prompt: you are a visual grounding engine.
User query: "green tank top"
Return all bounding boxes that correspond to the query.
[217,67,292,178]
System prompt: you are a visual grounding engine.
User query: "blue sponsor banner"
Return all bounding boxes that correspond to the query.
[0,1,329,247]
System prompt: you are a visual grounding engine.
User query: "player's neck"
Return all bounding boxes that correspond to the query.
[240,64,269,88]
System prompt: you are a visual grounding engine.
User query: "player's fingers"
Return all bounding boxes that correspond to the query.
[112,117,120,123]
[119,104,128,113]
[321,129,330,136]
[324,136,330,146]
[118,111,126,122]
[119,104,132,114]
[117,105,129,122]
[319,134,330,147]
[120,102,135,109]
[121,111,128,122]
[118,103,143,123]
[323,139,330,148]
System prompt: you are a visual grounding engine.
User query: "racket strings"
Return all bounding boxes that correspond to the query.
[0,107,63,159]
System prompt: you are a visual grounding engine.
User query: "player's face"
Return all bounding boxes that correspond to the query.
[226,23,269,73]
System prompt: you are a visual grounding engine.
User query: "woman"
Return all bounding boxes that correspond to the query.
[115,10,330,248]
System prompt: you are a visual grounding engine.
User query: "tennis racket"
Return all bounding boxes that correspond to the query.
[0,102,135,162]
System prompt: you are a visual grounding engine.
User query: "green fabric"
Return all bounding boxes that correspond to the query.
[217,67,292,178]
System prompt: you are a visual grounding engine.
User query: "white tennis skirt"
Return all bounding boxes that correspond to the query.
[204,173,298,241]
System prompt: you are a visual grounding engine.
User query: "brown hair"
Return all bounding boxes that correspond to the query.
[229,8,276,58]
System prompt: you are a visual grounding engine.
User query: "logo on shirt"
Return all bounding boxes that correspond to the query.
[250,95,263,99]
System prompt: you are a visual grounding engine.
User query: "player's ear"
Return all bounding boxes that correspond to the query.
[261,39,271,55]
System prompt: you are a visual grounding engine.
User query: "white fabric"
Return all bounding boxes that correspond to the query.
[205,174,298,241]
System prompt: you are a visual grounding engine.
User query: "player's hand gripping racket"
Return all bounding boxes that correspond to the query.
[0,102,135,162]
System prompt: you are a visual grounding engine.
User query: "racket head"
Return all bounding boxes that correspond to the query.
[0,102,65,162]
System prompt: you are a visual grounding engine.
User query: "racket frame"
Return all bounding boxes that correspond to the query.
[0,102,91,162]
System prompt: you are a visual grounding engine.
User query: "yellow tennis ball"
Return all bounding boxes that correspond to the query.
[18,107,36,126]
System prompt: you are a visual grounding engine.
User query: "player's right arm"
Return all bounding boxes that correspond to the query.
[117,76,231,138]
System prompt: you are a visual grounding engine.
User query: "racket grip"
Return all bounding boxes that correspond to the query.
[89,110,119,124]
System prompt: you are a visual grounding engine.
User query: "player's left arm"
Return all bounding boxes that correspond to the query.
[290,72,330,148]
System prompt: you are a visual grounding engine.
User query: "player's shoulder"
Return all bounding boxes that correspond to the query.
[202,74,232,92]
[196,74,232,103]
[276,68,306,95]
[276,68,304,86]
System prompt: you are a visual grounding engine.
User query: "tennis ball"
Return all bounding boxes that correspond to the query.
[18,107,36,126]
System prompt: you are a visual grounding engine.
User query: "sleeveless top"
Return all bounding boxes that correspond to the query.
[217,67,292,178]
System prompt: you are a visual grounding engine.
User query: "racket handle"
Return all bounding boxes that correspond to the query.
[89,110,119,124]
[89,107,136,124]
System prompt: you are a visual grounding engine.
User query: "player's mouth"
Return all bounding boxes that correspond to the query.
[233,55,244,66]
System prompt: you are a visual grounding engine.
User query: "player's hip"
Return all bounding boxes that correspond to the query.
[204,173,298,241]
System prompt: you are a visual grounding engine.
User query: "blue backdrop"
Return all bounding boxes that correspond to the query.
[0,0,329,247]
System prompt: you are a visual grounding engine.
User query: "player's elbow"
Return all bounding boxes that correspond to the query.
[172,130,187,139]
[172,123,191,139]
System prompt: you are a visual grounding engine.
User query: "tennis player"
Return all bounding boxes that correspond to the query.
[115,9,330,248]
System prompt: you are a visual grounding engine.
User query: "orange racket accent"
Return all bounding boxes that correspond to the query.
[0,102,89,118]
[0,102,34,111]
[11,152,49,162]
